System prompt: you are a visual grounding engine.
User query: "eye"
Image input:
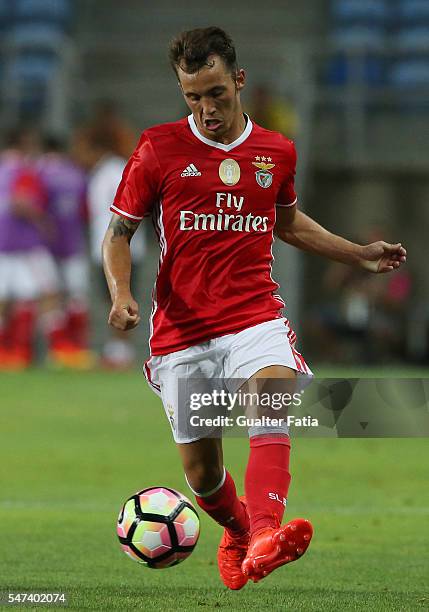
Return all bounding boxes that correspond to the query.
[187,95,200,103]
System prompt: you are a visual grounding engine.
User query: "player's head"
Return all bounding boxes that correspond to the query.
[169,27,246,142]
[4,125,41,156]
[43,133,67,154]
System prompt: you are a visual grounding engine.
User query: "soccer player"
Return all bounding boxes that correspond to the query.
[79,126,145,369]
[0,127,59,369]
[102,27,407,589]
[37,135,94,368]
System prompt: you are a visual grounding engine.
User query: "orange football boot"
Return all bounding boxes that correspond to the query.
[242,518,313,582]
[217,497,250,590]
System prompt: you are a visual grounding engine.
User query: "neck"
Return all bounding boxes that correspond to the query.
[219,110,246,145]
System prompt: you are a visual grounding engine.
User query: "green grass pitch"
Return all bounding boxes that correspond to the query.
[0,370,428,611]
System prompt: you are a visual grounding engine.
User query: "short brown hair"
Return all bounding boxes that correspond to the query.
[168,26,238,76]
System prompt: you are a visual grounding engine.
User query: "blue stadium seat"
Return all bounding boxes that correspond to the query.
[332,25,386,51]
[396,0,429,23]
[327,0,389,86]
[7,50,58,83]
[0,0,12,32]
[4,50,59,119]
[326,53,385,86]
[6,23,66,49]
[394,27,429,52]
[331,0,389,24]
[0,1,73,123]
[390,2,429,90]
[12,0,72,29]
[390,58,429,86]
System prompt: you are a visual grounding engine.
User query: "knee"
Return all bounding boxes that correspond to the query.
[185,462,224,495]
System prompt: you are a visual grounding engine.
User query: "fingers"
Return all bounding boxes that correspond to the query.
[127,303,140,317]
[382,243,407,272]
[108,307,141,331]
[379,256,406,273]
[124,314,141,330]
[385,243,407,257]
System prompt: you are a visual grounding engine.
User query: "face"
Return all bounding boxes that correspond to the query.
[178,54,245,143]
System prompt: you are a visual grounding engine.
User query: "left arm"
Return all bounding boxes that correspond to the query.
[274,205,407,273]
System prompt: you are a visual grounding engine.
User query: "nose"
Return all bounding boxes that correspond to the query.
[201,97,216,117]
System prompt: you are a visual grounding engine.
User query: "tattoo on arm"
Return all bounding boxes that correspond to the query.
[108,214,140,244]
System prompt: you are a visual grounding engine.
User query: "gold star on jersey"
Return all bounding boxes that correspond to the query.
[252,156,275,189]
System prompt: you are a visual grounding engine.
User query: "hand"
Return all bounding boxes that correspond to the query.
[108,295,141,331]
[359,241,407,273]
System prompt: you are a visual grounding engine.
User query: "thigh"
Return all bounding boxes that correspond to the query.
[61,255,89,300]
[224,317,313,387]
[27,248,60,296]
[7,253,39,300]
[145,344,226,444]
[0,254,12,301]
[224,319,313,437]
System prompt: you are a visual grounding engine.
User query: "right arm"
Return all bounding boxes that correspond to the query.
[102,213,141,331]
[102,132,160,330]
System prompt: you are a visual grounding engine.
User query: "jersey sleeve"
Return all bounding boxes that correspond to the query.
[276,140,297,208]
[110,133,161,221]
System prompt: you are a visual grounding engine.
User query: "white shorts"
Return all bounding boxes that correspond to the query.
[144,317,313,443]
[57,255,89,300]
[0,248,59,301]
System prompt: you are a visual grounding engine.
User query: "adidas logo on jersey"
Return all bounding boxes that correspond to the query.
[181,163,202,177]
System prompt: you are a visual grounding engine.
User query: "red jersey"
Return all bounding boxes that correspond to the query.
[111,114,297,356]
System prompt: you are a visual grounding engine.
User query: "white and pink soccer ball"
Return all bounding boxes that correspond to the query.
[117,487,200,569]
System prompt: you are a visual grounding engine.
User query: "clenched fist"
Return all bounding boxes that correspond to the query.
[108,296,141,331]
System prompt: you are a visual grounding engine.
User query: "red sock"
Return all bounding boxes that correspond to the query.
[193,469,249,537]
[7,302,36,362]
[245,434,291,535]
[40,309,69,351]
[0,316,6,349]
[67,301,89,349]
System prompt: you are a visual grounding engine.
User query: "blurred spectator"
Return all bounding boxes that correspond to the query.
[75,126,145,369]
[246,84,298,138]
[305,227,412,363]
[0,125,59,369]
[37,134,95,368]
[74,99,137,160]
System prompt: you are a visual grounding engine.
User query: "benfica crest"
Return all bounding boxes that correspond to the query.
[252,158,275,189]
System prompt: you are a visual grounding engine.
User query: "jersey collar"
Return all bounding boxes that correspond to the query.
[187,113,253,152]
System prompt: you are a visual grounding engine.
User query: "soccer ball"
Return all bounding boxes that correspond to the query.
[117,487,200,568]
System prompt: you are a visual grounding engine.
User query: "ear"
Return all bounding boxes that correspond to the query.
[235,68,246,92]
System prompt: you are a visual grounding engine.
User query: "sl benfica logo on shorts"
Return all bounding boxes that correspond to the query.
[252,156,275,189]
[219,158,241,186]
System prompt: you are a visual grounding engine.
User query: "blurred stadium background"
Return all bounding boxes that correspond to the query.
[1,3,428,609]
[0,0,428,370]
